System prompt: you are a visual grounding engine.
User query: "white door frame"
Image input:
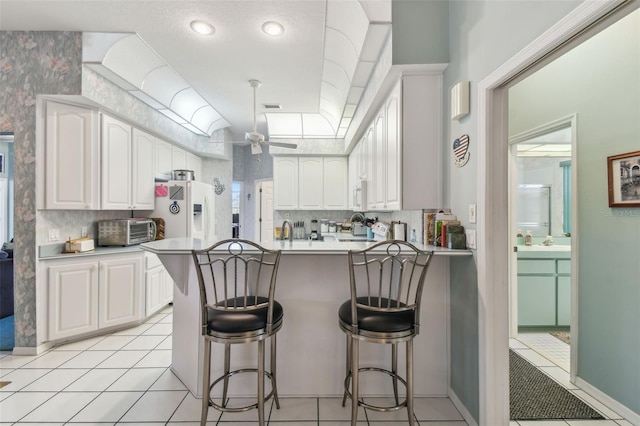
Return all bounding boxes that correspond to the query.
[476,1,627,424]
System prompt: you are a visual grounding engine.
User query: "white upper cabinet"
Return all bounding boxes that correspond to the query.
[373,109,386,209]
[274,156,348,210]
[355,74,443,211]
[44,101,100,210]
[101,116,155,210]
[172,145,187,170]
[298,157,324,209]
[154,138,173,180]
[186,152,202,181]
[101,115,132,210]
[323,157,348,209]
[131,128,155,209]
[384,85,401,211]
[273,157,298,210]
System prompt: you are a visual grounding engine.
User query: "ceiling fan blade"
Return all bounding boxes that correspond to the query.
[264,141,298,149]
[210,140,249,145]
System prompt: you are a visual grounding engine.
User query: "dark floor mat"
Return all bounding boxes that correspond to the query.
[510,349,604,420]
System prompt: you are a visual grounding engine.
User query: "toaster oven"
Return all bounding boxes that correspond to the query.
[98,219,157,246]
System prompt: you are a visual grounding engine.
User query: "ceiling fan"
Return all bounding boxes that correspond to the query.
[214,79,297,155]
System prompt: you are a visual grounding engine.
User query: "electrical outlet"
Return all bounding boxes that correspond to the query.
[465,230,476,249]
[48,229,59,242]
[81,226,88,237]
[284,213,290,219]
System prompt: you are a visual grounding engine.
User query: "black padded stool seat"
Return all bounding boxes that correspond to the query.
[208,297,284,334]
[338,297,413,333]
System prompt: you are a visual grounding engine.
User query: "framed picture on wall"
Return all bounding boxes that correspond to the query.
[607,150,640,207]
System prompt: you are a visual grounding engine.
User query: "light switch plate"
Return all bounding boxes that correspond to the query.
[469,204,477,224]
[466,230,476,249]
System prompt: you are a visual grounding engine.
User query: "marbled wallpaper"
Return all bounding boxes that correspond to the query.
[0,32,83,348]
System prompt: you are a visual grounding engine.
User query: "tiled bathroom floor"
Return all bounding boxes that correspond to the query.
[0,306,467,425]
[509,332,633,426]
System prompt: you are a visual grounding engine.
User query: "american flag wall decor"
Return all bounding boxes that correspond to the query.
[453,134,470,167]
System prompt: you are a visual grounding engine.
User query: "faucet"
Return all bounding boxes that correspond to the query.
[280,220,293,242]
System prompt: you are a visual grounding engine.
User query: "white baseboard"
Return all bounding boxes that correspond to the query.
[575,377,639,425]
[449,387,479,426]
[12,342,52,356]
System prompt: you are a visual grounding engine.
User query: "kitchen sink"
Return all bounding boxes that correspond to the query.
[337,239,377,242]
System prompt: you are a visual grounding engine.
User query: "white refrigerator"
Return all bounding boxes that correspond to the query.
[152,180,217,240]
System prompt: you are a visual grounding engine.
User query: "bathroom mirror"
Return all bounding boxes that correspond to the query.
[512,123,572,237]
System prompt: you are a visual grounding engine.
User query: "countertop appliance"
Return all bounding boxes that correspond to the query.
[371,221,391,241]
[151,180,217,240]
[98,218,157,246]
[352,222,368,236]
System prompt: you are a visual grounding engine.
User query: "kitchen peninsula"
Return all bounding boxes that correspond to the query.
[141,237,471,398]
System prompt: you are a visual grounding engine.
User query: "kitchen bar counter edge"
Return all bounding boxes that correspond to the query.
[140,237,473,256]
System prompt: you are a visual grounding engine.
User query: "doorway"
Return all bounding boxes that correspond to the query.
[476,2,637,424]
[0,132,14,352]
[254,179,273,242]
[508,118,575,379]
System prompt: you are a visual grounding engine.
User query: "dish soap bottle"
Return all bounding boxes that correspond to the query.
[525,230,532,246]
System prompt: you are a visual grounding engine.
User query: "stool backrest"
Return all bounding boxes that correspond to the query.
[347,240,434,332]
[192,239,282,333]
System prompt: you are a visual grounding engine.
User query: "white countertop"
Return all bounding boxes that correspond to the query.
[140,237,472,256]
[516,244,571,259]
[39,243,144,260]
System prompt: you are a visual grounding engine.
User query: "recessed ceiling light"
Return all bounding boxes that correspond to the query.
[262,21,284,36]
[190,20,215,36]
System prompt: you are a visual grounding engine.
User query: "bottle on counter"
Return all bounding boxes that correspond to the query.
[525,230,532,246]
[410,229,418,243]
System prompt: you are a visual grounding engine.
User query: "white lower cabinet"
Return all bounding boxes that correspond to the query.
[98,256,143,329]
[144,253,173,317]
[48,261,99,340]
[46,254,143,342]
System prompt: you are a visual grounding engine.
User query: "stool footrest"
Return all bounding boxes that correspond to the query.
[343,367,408,412]
[207,368,276,413]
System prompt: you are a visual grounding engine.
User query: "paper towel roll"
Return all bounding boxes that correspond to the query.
[393,223,406,241]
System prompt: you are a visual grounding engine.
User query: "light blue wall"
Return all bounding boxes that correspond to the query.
[392,0,449,65]
[445,1,583,421]
[509,10,640,413]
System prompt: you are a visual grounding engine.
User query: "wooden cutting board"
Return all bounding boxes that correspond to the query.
[150,217,165,240]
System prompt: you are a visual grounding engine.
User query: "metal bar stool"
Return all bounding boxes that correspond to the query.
[338,240,434,426]
[192,239,283,426]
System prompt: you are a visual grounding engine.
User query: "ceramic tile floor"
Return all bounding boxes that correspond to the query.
[0,306,467,425]
[509,333,634,426]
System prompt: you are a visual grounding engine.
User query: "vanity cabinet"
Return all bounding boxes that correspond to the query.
[350,75,442,212]
[44,100,101,210]
[517,256,571,327]
[274,156,348,210]
[46,253,143,341]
